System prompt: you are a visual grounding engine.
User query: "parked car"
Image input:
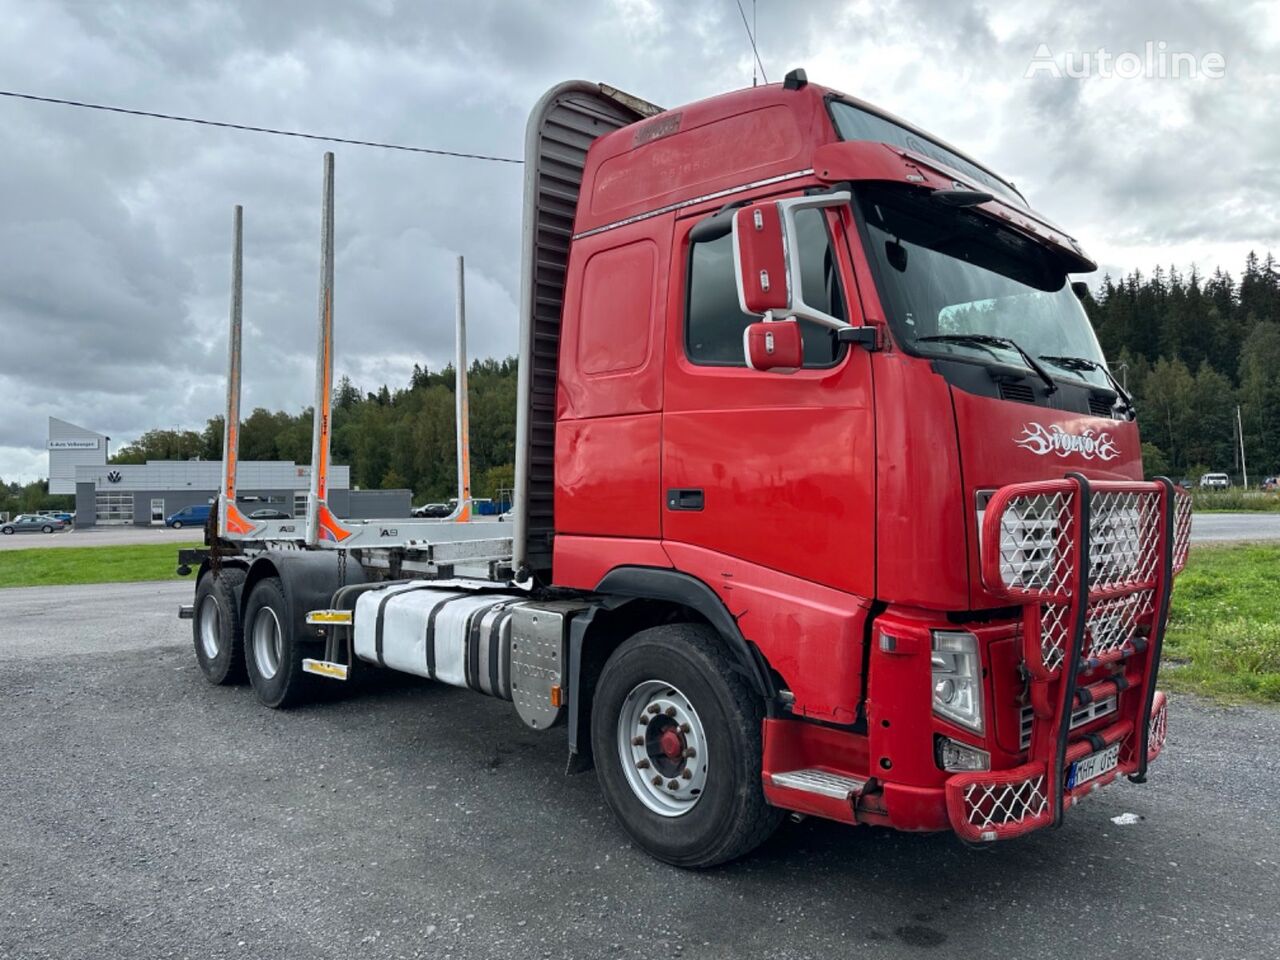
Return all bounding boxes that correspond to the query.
[1,513,67,534]
[412,503,451,518]
[1262,476,1279,492]
[165,504,211,529]
[249,508,291,520]
[1199,472,1231,489]
[37,511,74,524]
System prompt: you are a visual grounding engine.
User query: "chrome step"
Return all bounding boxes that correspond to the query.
[770,769,867,800]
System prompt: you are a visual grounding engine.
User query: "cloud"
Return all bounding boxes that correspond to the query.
[0,0,1275,478]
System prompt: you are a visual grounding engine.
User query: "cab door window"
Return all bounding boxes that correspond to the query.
[685,207,846,367]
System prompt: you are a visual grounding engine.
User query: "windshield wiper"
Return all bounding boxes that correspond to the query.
[1039,354,1135,414]
[917,333,1058,394]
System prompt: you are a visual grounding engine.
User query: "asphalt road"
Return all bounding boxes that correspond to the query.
[1,580,1277,959]
[1191,511,1280,542]
[0,526,197,551]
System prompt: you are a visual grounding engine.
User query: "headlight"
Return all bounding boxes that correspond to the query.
[931,631,984,734]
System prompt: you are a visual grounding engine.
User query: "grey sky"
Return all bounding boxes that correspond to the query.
[1,0,1276,480]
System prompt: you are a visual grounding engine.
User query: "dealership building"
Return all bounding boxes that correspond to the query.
[49,417,409,527]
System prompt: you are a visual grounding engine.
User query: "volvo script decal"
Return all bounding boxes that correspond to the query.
[1015,423,1120,461]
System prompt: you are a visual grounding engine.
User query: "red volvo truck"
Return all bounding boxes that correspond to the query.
[180,70,1192,867]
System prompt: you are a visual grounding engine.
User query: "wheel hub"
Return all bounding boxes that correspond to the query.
[617,680,708,817]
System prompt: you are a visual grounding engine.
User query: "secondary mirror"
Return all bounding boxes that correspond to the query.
[744,319,803,373]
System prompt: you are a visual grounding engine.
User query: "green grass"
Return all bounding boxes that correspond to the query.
[1163,543,1280,703]
[0,542,200,588]
[1190,489,1280,512]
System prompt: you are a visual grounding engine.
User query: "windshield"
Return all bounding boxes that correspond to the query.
[855,183,1109,389]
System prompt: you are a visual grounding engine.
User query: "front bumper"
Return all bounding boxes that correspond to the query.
[953,475,1189,840]
[943,689,1168,841]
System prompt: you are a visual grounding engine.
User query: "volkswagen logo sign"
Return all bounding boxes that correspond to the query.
[106,470,123,484]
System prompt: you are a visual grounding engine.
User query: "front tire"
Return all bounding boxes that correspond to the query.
[41,525,54,533]
[590,623,781,868]
[171,520,183,530]
[2,526,13,535]
[243,576,315,709]
[192,569,247,684]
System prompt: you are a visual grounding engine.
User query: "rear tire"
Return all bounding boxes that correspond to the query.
[244,576,316,709]
[192,569,247,685]
[590,622,782,868]
[41,525,53,533]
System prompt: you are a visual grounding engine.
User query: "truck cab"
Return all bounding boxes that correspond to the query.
[532,72,1187,842]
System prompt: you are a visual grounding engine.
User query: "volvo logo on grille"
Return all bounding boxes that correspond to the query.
[1015,423,1119,461]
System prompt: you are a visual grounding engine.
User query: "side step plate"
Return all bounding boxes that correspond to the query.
[306,609,353,625]
[770,769,867,801]
[302,659,349,681]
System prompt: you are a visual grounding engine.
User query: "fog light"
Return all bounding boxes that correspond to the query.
[936,736,991,772]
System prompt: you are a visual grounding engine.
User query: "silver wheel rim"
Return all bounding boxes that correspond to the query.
[617,680,708,817]
[252,606,283,680]
[198,595,221,659]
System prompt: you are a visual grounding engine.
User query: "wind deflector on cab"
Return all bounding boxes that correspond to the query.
[514,82,662,580]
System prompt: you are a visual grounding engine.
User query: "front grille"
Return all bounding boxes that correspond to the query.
[1019,695,1117,750]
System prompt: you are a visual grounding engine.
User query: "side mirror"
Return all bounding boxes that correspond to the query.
[744,319,803,373]
[731,190,852,337]
[732,203,790,315]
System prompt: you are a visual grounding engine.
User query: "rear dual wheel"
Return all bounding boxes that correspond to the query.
[590,623,781,868]
[192,569,247,685]
[243,576,317,709]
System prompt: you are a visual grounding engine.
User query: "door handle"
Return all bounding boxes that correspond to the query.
[666,488,704,511]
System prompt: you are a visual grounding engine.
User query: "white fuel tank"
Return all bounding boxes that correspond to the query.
[353,582,525,698]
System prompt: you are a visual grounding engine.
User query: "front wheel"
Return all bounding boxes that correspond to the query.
[41,525,54,533]
[2,526,13,535]
[171,520,183,529]
[590,623,781,868]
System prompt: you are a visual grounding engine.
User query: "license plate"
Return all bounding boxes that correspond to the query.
[1067,743,1119,789]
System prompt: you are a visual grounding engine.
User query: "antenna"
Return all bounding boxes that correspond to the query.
[733,0,768,85]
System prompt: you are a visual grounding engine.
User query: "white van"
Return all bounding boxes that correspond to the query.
[1199,472,1231,489]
